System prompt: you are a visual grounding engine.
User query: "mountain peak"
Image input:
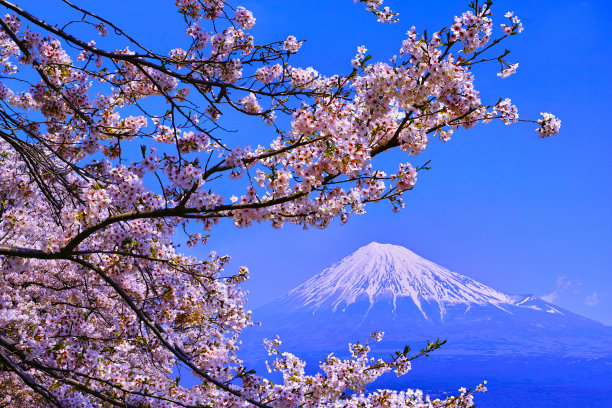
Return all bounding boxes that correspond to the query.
[358,242,421,258]
[248,243,611,360]
[287,242,512,316]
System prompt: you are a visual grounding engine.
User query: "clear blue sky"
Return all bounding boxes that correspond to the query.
[23,0,612,324]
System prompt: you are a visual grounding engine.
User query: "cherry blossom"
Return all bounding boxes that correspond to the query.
[536,113,562,138]
[0,0,559,406]
[497,62,518,78]
[358,0,400,24]
[283,35,301,53]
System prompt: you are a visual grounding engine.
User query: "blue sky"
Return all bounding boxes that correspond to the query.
[23,0,612,324]
[216,0,612,324]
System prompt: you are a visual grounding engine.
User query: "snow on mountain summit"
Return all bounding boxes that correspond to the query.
[247,242,611,358]
[288,242,512,315]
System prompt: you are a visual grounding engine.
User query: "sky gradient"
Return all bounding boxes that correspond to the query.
[23,0,612,324]
[215,0,612,324]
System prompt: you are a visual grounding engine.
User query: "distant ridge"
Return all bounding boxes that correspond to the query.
[244,242,611,358]
[286,242,564,320]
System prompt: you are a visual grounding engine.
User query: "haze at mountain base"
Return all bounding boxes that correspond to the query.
[243,242,611,358]
[238,243,612,406]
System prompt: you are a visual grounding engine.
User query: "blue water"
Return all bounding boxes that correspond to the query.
[473,385,609,408]
[371,356,612,408]
[231,351,612,407]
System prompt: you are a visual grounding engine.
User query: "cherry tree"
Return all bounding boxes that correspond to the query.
[0,0,559,406]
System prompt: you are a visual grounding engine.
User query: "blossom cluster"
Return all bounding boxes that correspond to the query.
[497,62,518,78]
[0,1,559,407]
[536,112,562,138]
[255,64,283,84]
[358,0,400,24]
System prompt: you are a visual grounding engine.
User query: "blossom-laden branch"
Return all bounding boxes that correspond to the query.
[0,0,559,406]
[357,0,400,24]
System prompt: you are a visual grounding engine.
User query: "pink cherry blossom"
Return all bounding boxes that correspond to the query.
[0,1,559,406]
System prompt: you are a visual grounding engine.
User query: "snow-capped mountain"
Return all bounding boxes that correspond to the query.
[286,242,558,320]
[242,242,612,358]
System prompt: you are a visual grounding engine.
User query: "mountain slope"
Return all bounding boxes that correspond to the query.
[242,242,611,359]
[288,242,513,317]
[239,243,612,407]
